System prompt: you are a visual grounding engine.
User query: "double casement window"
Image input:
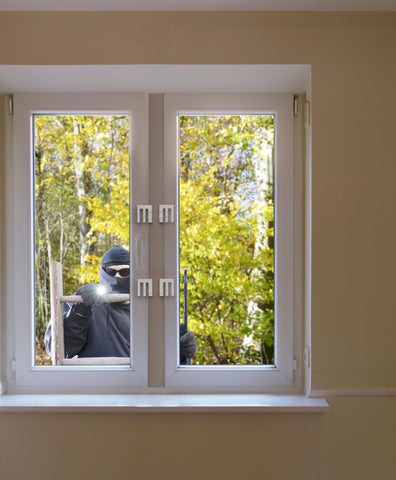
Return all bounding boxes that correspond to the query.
[5,91,302,394]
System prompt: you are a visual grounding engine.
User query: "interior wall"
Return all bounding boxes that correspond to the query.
[0,11,395,480]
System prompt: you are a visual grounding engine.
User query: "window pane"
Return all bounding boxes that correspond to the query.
[34,115,130,366]
[179,114,274,365]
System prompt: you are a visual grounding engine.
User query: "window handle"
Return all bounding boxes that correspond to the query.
[135,233,144,267]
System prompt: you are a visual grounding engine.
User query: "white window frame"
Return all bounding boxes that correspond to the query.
[163,94,299,392]
[3,89,303,395]
[6,93,149,393]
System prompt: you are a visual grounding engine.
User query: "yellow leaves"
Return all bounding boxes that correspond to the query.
[179,114,275,364]
[77,255,100,283]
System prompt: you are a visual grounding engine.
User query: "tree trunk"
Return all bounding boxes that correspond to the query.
[73,119,90,267]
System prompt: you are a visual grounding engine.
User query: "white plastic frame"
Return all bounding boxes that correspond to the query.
[164,94,298,391]
[7,93,149,393]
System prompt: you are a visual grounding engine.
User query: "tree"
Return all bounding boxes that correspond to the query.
[34,115,130,364]
[34,112,274,367]
[179,115,274,364]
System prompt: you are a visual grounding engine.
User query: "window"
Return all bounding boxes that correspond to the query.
[164,94,298,390]
[8,94,149,391]
[4,90,303,394]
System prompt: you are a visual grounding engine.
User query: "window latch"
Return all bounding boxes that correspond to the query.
[137,279,153,297]
[159,205,174,223]
[159,278,174,297]
[137,205,152,224]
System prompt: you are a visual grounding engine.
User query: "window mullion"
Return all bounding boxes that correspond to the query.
[147,94,166,387]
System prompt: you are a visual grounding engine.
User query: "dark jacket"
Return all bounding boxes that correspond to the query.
[45,301,130,358]
[45,301,195,363]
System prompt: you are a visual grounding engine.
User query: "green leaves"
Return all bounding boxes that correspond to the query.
[34,112,275,367]
[34,115,130,363]
[179,114,275,365]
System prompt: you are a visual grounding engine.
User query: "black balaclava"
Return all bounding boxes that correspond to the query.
[99,246,130,293]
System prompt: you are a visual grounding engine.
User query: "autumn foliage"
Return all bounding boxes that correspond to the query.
[35,113,274,365]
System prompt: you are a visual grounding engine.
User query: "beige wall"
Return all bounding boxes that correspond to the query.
[0,11,395,480]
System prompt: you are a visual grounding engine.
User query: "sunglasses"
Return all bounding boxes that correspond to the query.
[104,267,130,278]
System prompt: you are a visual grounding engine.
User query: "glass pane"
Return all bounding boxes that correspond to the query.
[34,114,130,366]
[179,114,274,365]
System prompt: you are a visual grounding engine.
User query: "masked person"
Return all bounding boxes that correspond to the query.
[45,246,196,364]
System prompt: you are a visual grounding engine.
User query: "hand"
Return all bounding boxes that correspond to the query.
[180,329,197,365]
[76,283,110,308]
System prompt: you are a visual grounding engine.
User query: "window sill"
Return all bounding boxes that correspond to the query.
[0,394,329,413]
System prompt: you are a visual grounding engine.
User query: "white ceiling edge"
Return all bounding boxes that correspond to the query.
[0,0,394,11]
[0,65,311,95]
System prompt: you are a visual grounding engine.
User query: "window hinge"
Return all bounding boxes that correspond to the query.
[293,359,297,371]
[293,94,299,116]
[8,95,14,116]
[304,100,311,128]
[304,346,311,369]
[11,359,16,372]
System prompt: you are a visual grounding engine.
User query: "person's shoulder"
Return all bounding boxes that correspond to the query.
[91,304,108,316]
[112,302,130,310]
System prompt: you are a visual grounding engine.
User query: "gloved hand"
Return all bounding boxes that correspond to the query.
[76,283,110,308]
[179,326,197,365]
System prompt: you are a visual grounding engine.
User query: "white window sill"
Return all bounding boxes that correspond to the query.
[0,394,329,413]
